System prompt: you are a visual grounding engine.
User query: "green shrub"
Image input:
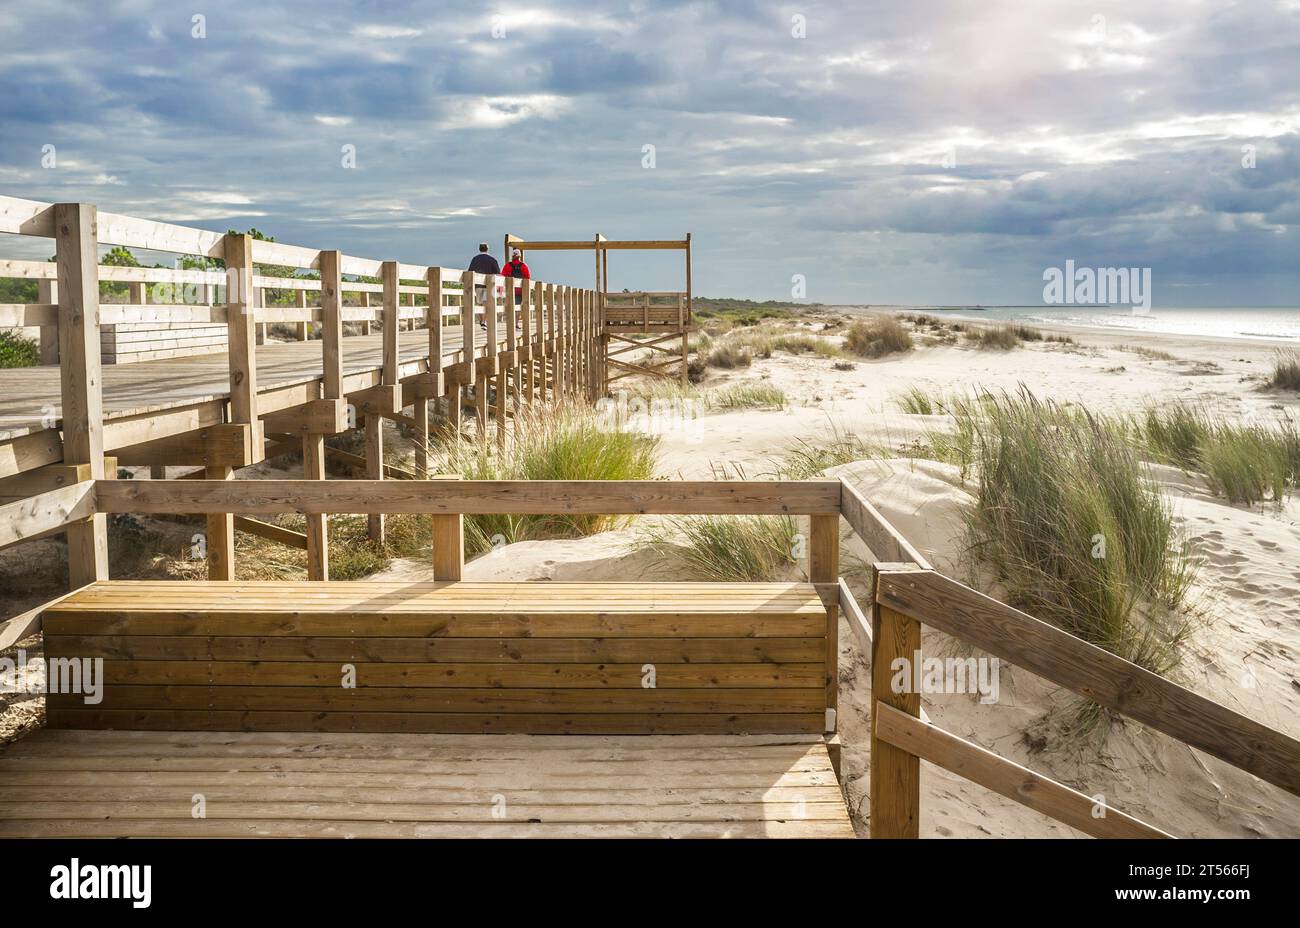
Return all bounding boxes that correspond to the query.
[0,330,39,368]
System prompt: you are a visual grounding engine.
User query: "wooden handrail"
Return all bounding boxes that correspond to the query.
[873,703,1173,838]
[94,478,842,516]
[874,566,1300,797]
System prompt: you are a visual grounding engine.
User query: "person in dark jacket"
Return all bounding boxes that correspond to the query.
[501,249,530,305]
[468,243,500,325]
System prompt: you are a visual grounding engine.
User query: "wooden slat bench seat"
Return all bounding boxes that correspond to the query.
[43,580,834,735]
[0,731,855,838]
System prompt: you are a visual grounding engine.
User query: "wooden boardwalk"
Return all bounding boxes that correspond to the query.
[0,730,854,838]
[0,330,484,442]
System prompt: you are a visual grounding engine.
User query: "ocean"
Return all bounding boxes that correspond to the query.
[891,306,1300,343]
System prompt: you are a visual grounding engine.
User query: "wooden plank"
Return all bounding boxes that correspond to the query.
[92,660,825,688]
[0,474,98,555]
[112,423,254,467]
[839,478,931,569]
[44,709,826,736]
[0,462,92,504]
[94,478,842,515]
[875,568,1300,798]
[873,703,1172,839]
[45,635,825,664]
[260,399,349,436]
[54,203,108,586]
[45,685,824,713]
[233,516,309,550]
[870,594,921,838]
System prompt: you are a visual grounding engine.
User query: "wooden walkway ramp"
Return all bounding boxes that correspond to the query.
[0,731,852,838]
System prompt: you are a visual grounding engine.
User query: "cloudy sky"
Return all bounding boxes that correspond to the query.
[2,0,1299,305]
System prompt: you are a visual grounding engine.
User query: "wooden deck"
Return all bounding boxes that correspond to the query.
[0,730,854,838]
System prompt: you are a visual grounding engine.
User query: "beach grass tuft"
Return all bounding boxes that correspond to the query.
[641,514,800,581]
[845,316,913,358]
[709,382,787,410]
[943,389,1197,676]
[1269,350,1300,391]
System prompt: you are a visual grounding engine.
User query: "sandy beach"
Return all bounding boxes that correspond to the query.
[456,310,1300,837]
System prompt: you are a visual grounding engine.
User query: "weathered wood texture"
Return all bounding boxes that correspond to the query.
[873,703,1171,839]
[0,730,853,838]
[875,567,1300,798]
[43,581,834,735]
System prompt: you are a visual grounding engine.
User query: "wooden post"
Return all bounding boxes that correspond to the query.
[431,480,464,581]
[870,566,922,838]
[518,277,531,407]
[54,203,108,587]
[38,278,58,365]
[368,261,400,545]
[303,435,328,580]
[305,248,345,579]
[360,289,372,336]
[809,514,840,726]
[295,288,309,340]
[206,464,235,578]
[222,233,260,430]
[319,250,344,401]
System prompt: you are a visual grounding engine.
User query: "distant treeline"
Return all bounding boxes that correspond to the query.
[692,296,824,325]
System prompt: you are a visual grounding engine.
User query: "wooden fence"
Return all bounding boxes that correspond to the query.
[3,472,1298,836]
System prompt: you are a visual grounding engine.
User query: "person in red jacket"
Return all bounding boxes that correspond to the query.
[501,249,530,305]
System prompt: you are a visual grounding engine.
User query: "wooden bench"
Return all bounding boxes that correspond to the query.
[43,579,835,735]
[9,577,855,838]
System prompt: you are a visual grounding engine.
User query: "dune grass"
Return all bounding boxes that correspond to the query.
[1135,404,1298,505]
[966,324,1022,350]
[936,390,1197,677]
[709,382,787,410]
[778,428,875,479]
[641,514,800,581]
[895,386,950,416]
[433,402,659,554]
[1269,350,1300,391]
[706,341,752,369]
[845,316,913,358]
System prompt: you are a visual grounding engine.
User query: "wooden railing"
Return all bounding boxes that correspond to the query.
[0,195,608,585]
[835,480,1300,838]
[1,426,1297,836]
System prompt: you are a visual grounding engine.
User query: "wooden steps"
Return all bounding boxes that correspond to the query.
[0,730,854,838]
